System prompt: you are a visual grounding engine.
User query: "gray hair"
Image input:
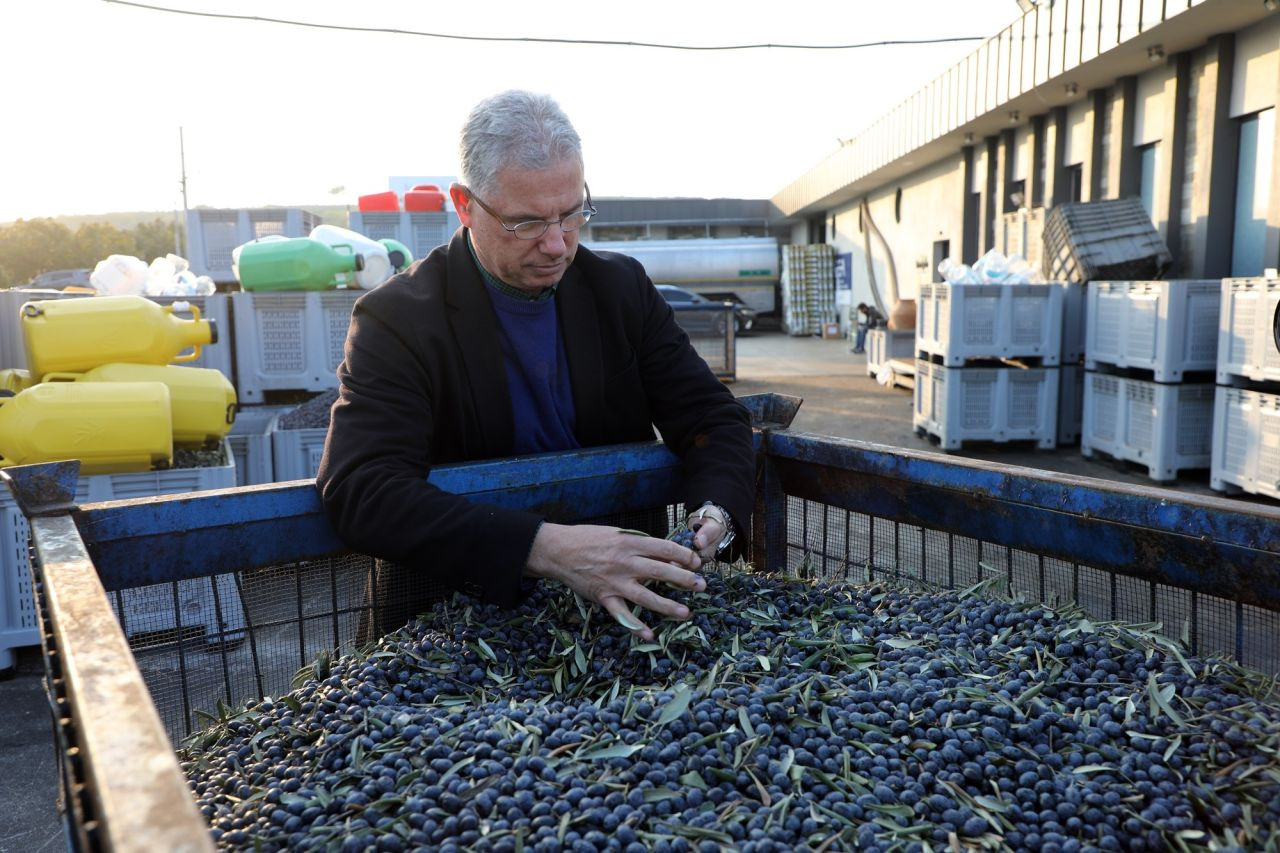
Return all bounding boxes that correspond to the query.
[459,90,583,196]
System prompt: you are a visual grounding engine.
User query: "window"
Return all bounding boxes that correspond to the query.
[668,225,709,240]
[1232,108,1275,277]
[1065,164,1084,203]
[932,240,950,283]
[588,225,645,242]
[1138,143,1158,222]
[1008,179,1027,211]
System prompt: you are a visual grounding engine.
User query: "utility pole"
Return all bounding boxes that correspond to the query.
[175,126,189,256]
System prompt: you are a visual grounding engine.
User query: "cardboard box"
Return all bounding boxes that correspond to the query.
[821,322,842,339]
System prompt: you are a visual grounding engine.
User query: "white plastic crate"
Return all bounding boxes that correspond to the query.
[1081,372,1215,481]
[231,290,361,403]
[1210,386,1280,499]
[228,405,293,486]
[271,418,329,482]
[347,210,460,261]
[915,282,1063,366]
[1058,364,1084,445]
[0,442,243,670]
[865,328,915,378]
[1216,277,1280,385]
[913,360,1059,449]
[1059,281,1087,364]
[186,208,322,282]
[1084,280,1220,381]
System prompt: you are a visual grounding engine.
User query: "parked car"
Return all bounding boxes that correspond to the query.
[656,285,755,335]
[26,268,92,289]
[699,290,758,334]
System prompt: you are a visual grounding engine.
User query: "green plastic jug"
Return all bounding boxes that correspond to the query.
[235,237,365,292]
[379,238,414,272]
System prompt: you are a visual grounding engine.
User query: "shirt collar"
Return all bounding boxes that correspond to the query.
[465,229,557,302]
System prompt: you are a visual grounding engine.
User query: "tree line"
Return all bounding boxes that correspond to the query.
[0,218,183,287]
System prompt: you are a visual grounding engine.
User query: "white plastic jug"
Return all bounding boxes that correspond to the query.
[310,225,392,289]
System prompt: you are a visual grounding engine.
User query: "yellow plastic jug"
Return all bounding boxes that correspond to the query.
[0,369,33,395]
[45,364,237,448]
[21,295,217,379]
[0,381,173,474]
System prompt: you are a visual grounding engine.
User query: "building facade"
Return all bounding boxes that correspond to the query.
[773,0,1280,319]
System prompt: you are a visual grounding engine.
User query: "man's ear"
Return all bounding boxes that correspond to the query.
[449,184,473,227]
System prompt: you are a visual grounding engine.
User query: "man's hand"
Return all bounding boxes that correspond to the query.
[524,523,705,641]
[688,517,727,561]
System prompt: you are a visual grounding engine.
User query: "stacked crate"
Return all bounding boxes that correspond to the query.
[912,282,1063,450]
[2,442,242,672]
[1080,281,1220,481]
[1211,277,1280,499]
[1055,280,1088,445]
[780,245,836,336]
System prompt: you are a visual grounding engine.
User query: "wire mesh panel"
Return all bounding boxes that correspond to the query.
[776,494,1280,675]
[116,556,372,740]
[112,505,688,743]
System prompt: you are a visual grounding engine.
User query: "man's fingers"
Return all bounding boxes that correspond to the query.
[642,561,706,592]
[603,596,652,640]
[627,584,692,622]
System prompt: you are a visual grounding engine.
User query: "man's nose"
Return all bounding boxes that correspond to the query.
[537,223,568,254]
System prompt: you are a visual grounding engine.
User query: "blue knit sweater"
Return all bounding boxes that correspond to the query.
[487,288,579,455]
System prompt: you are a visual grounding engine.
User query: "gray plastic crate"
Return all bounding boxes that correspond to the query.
[1043,198,1172,282]
[231,291,360,403]
[1217,277,1280,385]
[1059,281,1087,364]
[228,405,293,486]
[1085,280,1221,381]
[866,328,915,378]
[913,360,1059,450]
[346,210,460,263]
[1058,364,1084,445]
[1081,372,1215,481]
[186,208,322,282]
[916,282,1063,366]
[1,442,242,669]
[270,417,328,482]
[1211,386,1280,499]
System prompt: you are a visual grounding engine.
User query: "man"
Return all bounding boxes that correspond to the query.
[852,302,885,353]
[317,90,754,643]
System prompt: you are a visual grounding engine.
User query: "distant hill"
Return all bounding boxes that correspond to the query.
[3,205,353,230]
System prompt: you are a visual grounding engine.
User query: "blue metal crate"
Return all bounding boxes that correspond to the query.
[8,395,1280,849]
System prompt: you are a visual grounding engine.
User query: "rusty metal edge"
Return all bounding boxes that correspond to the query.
[30,513,214,853]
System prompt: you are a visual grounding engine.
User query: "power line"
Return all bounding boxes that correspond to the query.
[101,0,987,52]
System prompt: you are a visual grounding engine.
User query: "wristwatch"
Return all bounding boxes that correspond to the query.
[687,501,736,554]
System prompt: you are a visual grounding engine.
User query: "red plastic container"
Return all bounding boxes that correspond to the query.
[358,191,400,213]
[404,190,445,212]
[411,184,441,192]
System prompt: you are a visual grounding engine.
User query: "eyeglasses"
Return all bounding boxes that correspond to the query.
[464,184,596,240]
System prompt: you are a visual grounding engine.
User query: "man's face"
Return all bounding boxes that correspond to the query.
[452,158,586,292]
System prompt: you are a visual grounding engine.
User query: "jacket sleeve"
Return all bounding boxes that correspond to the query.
[315,293,544,608]
[625,261,756,556]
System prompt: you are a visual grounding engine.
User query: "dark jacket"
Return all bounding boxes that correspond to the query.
[316,230,754,607]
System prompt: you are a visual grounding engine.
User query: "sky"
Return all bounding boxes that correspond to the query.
[0,1,1018,222]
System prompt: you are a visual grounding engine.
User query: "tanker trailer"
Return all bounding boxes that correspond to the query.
[583,237,779,318]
